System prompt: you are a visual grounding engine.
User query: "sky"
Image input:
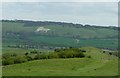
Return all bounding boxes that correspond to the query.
[1,0,118,26]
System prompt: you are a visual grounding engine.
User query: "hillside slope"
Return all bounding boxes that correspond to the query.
[2,47,118,76]
[2,20,118,50]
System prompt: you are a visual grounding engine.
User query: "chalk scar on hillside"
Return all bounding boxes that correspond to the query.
[35,27,51,33]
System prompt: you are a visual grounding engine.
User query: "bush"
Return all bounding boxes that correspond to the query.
[81,50,86,52]
[25,52,29,56]
[48,52,59,59]
[54,49,60,52]
[63,51,75,58]
[14,56,27,64]
[30,50,38,54]
[58,51,66,58]
[2,53,15,59]
[34,54,40,60]
[2,47,86,66]
[75,52,85,58]
[39,54,49,59]
[87,55,91,58]
[55,48,86,58]
[2,58,9,65]
[2,54,10,59]
[25,56,33,61]
[2,54,29,65]
[109,52,112,55]
[103,51,105,53]
[71,48,81,52]
[57,49,85,58]
[2,57,14,65]
[34,54,49,60]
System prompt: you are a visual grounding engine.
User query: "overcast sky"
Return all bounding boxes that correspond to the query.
[1,2,118,26]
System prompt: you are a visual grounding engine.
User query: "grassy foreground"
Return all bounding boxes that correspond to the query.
[2,47,118,76]
[2,58,118,76]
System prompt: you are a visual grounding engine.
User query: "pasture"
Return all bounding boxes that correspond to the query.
[2,20,119,76]
[2,21,118,50]
[2,47,118,76]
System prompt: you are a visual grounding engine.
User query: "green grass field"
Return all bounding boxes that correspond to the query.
[29,36,118,49]
[2,22,118,49]
[2,21,119,76]
[3,34,118,49]
[2,47,118,76]
[2,22,118,39]
[2,21,118,50]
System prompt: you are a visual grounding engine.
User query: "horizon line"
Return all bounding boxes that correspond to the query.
[1,19,118,27]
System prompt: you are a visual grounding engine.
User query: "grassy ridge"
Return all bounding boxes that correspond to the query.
[2,47,118,76]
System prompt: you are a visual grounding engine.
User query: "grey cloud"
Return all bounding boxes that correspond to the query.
[2,2,118,26]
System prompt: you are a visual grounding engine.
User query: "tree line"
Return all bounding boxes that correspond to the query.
[2,47,90,66]
[2,20,118,30]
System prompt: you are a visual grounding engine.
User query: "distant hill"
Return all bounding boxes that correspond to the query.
[2,20,119,50]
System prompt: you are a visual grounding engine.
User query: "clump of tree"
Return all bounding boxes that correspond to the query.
[34,54,49,60]
[33,47,86,60]
[54,47,85,58]
[48,52,59,59]
[87,55,91,58]
[14,56,28,64]
[109,52,112,55]
[2,48,87,66]
[30,50,38,54]
[2,53,32,65]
